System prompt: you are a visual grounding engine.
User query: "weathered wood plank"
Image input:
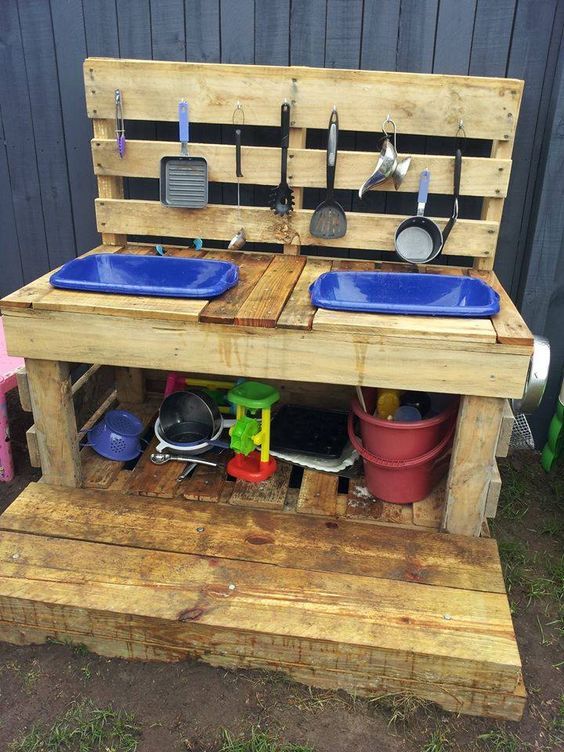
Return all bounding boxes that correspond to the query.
[469,270,534,346]
[442,396,505,536]
[234,255,307,327]
[0,528,521,692]
[199,253,273,325]
[2,309,532,398]
[485,462,502,519]
[92,140,512,197]
[95,198,500,257]
[0,482,508,592]
[26,359,81,487]
[84,58,521,140]
[229,461,292,509]
[346,478,415,527]
[277,258,332,330]
[297,470,339,516]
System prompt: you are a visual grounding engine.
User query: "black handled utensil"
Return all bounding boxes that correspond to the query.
[310,108,347,239]
[270,101,294,215]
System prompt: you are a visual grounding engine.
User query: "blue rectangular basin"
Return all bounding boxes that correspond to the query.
[50,254,239,299]
[309,271,500,317]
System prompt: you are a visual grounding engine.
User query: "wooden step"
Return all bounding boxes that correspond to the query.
[0,483,524,720]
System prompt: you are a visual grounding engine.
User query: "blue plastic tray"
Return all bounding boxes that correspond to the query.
[50,254,239,299]
[309,271,500,317]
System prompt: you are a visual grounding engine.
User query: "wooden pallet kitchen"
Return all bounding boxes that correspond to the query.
[0,58,533,720]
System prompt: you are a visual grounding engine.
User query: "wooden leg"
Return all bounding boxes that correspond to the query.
[441,396,504,536]
[115,367,145,403]
[26,359,82,487]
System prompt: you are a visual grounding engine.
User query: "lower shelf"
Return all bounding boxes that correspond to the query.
[0,482,524,720]
[80,415,446,531]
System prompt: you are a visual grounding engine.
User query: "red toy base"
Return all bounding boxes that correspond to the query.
[227,452,277,483]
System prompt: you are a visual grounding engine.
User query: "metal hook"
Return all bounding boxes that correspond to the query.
[232,101,245,125]
[456,119,466,153]
[382,115,398,149]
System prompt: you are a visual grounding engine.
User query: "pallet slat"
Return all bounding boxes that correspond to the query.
[92,139,512,197]
[277,258,332,330]
[85,58,522,140]
[95,199,499,257]
[234,255,307,327]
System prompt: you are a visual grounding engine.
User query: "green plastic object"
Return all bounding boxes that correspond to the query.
[230,415,260,456]
[228,381,279,409]
[541,399,564,472]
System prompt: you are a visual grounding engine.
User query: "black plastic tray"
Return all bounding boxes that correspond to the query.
[270,405,349,459]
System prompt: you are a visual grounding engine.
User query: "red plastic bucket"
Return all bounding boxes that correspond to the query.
[348,413,455,504]
[351,396,458,461]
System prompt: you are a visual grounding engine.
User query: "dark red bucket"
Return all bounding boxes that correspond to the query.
[351,395,458,461]
[348,413,455,504]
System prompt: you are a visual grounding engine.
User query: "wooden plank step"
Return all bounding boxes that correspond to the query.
[0,500,520,692]
[297,469,339,516]
[0,483,507,593]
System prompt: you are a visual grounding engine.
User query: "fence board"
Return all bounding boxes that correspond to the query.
[50,0,99,256]
[18,0,76,270]
[0,1,50,282]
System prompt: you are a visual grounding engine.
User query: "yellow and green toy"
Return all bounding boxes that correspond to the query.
[227,381,279,482]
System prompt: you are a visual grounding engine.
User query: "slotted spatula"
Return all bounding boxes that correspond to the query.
[309,108,347,239]
[270,101,294,215]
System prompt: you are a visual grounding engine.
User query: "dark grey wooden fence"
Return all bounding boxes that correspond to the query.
[1,0,562,443]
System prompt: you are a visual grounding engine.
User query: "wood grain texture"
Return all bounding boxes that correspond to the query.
[0,482,507,592]
[2,309,532,398]
[229,461,292,509]
[442,396,505,536]
[470,269,534,347]
[199,252,273,325]
[297,470,339,516]
[485,462,502,519]
[277,258,332,330]
[95,199,500,257]
[234,255,307,327]
[92,139,511,197]
[84,58,522,140]
[25,359,81,487]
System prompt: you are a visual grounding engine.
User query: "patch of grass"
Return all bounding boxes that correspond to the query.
[421,728,449,752]
[287,686,351,713]
[369,692,432,726]
[497,467,529,520]
[477,729,525,751]
[498,538,528,592]
[220,728,313,752]
[9,699,140,752]
[46,637,90,657]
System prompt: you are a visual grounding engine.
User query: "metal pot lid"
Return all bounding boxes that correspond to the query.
[512,335,551,414]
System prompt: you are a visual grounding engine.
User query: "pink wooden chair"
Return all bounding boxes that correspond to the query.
[0,317,24,482]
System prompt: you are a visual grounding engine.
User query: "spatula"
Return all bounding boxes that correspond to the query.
[270,101,294,216]
[309,108,347,239]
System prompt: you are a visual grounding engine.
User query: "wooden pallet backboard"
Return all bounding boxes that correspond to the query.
[86,57,524,266]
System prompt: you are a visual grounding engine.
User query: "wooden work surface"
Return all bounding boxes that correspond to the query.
[0,480,524,720]
[1,243,533,399]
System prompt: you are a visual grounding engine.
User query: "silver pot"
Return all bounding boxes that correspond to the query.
[512,335,551,414]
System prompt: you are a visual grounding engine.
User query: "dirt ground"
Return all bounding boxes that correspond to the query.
[0,390,562,751]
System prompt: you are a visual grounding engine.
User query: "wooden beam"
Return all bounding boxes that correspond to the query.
[25,359,82,487]
[91,119,127,246]
[442,396,505,536]
[115,367,145,403]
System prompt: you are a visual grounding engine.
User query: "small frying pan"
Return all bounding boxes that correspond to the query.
[160,101,208,208]
[395,169,442,263]
[395,150,462,263]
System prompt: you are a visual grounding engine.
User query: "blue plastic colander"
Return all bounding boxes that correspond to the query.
[86,409,144,461]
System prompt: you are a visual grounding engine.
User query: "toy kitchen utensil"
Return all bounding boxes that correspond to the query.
[229,127,247,249]
[150,452,219,468]
[395,169,443,262]
[160,100,208,208]
[310,108,347,239]
[115,89,125,158]
[359,116,411,197]
[270,101,294,216]
[512,335,551,414]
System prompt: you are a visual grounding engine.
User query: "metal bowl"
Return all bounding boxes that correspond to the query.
[512,335,551,414]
